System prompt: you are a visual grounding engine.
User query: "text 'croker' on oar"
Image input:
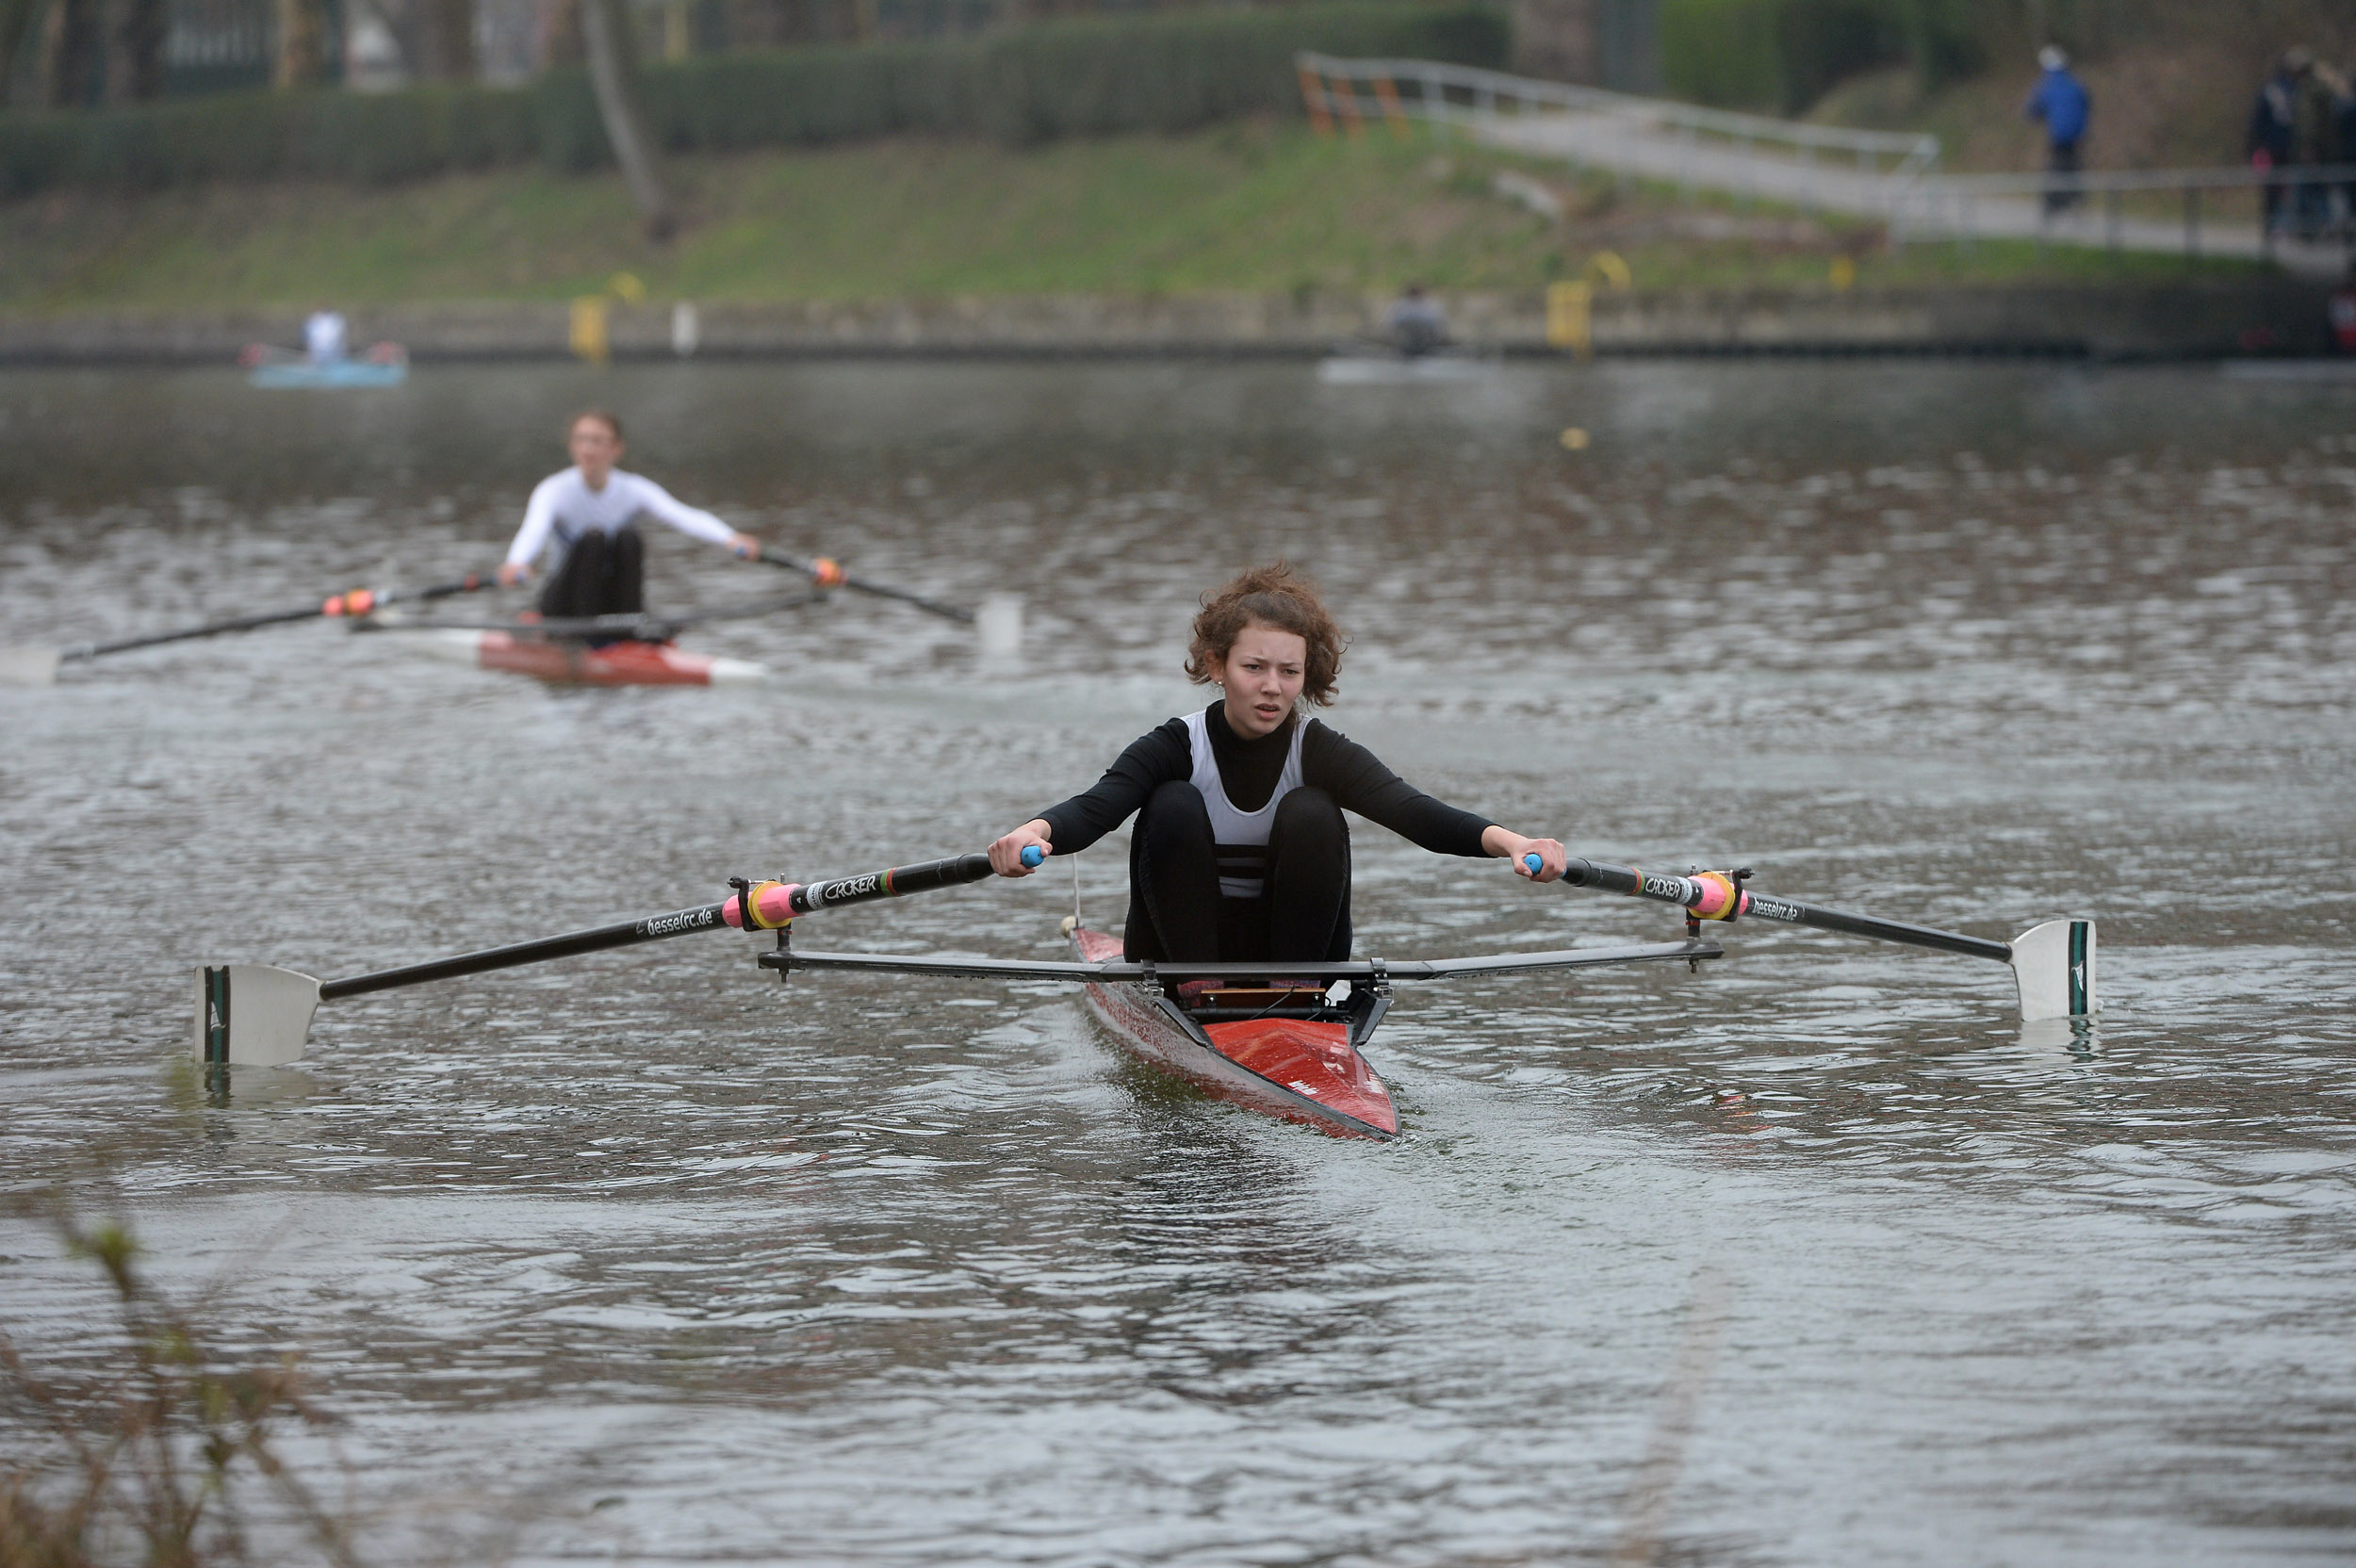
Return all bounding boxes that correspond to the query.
[0,572,499,686]
[192,847,1044,1068]
[1524,852,2097,1021]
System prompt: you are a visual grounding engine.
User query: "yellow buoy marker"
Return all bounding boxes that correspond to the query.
[1560,427,1590,450]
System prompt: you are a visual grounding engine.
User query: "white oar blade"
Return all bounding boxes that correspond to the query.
[2008,920,2097,1021]
[193,964,323,1067]
[977,595,1023,661]
[0,645,62,686]
[707,656,768,685]
[416,629,490,666]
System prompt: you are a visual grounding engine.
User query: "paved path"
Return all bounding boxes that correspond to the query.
[1468,107,2349,275]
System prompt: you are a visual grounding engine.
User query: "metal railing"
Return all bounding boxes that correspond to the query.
[1892,163,2356,260]
[1295,53,1943,187]
[1297,55,2356,264]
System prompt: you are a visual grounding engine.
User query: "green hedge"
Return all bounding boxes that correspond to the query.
[1660,0,1980,113]
[0,2,1506,196]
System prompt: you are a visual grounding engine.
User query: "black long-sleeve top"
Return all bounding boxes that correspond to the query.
[1036,704,1495,858]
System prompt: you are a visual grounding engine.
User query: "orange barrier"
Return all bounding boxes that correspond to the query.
[1298,65,1333,138]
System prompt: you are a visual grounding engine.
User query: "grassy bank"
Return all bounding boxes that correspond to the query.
[0,121,2258,316]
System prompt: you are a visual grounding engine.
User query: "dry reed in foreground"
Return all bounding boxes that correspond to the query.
[0,1193,361,1568]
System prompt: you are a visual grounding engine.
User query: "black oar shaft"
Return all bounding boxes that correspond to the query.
[1561,858,2012,965]
[760,548,974,624]
[1738,893,2011,962]
[77,604,329,660]
[314,853,1000,1003]
[785,852,995,916]
[69,575,491,662]
[319,902,730,1001]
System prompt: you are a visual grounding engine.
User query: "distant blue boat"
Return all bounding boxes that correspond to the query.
[249,357,409,389]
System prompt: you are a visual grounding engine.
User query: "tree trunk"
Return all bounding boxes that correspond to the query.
[539,0,583,66]
[1511,0,1597,83]
[582,0,675,238]
[0,0,46,106]
[101,0,165,101]
[275,0,330,86]
[423,0,474,76]
[43,0,103,106]
[722,0,787,47]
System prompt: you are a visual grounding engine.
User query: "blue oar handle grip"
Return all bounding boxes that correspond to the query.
[1021,844,1045,869]
[1524,853,1544,874]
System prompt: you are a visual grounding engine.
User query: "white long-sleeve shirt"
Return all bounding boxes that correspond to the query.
[504,467,736,570]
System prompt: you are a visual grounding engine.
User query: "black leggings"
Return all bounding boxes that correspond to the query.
[1123,781,1350,964]
[539,526,646,624]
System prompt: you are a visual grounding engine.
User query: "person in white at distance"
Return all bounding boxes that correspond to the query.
[303,309,347,367]
[497,410,760,636]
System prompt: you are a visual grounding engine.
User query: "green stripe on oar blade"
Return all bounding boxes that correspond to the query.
[2007,920,2098,1021]
[190,964,323,1067]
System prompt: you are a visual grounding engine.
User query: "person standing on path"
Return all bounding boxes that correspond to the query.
[2250,49,2307,238]
[498,410,761,629]
[2023,46,2090,218]
[2336,63,2356,237]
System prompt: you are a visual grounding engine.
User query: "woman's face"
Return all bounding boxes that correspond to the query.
[1219,623,1308,739]
[568,418,623,482]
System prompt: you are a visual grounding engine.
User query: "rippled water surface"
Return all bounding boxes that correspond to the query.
[3,361,2353,1565]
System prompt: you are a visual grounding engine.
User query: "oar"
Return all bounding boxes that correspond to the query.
[1525,853,2095,1021]
[758,547,974,624]
[2,573,499,686]
[193,846,1037,1067]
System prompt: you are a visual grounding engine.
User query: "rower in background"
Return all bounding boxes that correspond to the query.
[497,410,761,628]
[1387,284,1449,358]
[988,563,1565,963]
[303,308,348,367]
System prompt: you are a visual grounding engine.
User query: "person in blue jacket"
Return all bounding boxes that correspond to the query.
[2249,49,2305,237]
[2023,46,2091,216]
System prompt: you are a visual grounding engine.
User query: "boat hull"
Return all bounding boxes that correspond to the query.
[1071,926,1399,1139]
[249,361,408,389]
[431,629,764,686]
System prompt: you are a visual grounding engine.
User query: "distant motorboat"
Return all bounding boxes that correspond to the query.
[242,340,409,389]
[1317,341,1500,385]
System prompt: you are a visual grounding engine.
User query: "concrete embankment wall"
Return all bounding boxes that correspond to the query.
[0,281,2337,364]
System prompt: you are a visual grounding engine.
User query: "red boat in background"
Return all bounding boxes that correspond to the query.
[423,629,766,687]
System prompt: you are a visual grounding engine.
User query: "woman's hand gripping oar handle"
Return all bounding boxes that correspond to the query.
[1532,854,2096,1021]
[196,847,1030,1068]
[758,547,976,624]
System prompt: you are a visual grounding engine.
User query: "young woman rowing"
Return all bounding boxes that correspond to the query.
[988,564,1567,963]
[497,410,761,625]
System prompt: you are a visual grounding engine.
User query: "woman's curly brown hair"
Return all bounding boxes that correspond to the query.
[1185,563,1348,707]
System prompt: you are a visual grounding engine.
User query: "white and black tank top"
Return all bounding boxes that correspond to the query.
[1184,708,1309,900]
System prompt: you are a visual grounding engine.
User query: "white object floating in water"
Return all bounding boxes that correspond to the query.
[0,645,63,686]
[1317,354,1494,385]
[672,302,699,358]
[976,595,1024,660]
